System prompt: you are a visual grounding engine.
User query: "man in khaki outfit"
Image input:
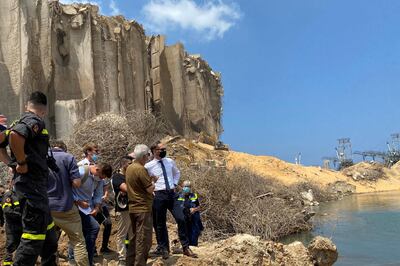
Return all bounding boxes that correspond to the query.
[112,155,134,265]
[48,140,88,266]
[126,144,157,266]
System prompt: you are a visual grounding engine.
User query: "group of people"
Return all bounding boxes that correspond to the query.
[0,91,203,266]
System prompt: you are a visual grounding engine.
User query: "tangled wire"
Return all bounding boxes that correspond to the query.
[67,111,169,168]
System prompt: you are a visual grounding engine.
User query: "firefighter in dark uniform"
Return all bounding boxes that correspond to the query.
[0,115,23,265]
[7,91,58,266]
[1,188,23,265]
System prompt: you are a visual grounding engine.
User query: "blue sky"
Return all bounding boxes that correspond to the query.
[61,0,400,165]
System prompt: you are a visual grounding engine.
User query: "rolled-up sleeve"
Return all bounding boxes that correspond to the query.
[68,157,80,181]
[172,160,180,185]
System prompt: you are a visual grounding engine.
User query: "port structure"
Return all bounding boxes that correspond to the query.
[385,133,400,166]
[321,156,339,169]
[353,151,386,162]
[322,138,353,170]
[335,138,353,169]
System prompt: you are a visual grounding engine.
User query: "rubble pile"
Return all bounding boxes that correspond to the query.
[173,234,337,266]
[342,162,385,181]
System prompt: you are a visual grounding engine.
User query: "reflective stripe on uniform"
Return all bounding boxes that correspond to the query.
[3,261,12,265]
[189,193,198,201]
[124,240,130,245]
[41,129,48,135]
[21,233,46,240]
[47,222,55,230]
[5,130,10,136]
[2,201,19,209]
[178,193,198,202]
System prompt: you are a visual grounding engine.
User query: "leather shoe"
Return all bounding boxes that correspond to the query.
[183,247,197,258]
[161,249,170,260]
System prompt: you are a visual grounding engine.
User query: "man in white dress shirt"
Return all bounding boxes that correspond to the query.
[145,141,196,259]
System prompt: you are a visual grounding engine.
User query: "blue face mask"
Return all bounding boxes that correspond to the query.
[182,187,191,194]
[92,154,99,162]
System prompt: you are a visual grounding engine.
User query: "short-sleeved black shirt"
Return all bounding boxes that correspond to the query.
[112,172,128,212]
[12,112,49,189]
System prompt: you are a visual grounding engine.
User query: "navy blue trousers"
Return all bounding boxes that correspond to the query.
[153,191,189,250]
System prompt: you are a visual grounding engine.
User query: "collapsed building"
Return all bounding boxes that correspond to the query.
[0,0,223,141]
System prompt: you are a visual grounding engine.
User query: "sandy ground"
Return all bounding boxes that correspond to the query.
[225,151,400,194]
[171,138,400,193]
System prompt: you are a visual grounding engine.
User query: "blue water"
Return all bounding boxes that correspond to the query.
[283,191,400,266]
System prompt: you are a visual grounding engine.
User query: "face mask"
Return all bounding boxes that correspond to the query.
[159,150,167,158]
[92,154,99,162]
[182,187,191,194]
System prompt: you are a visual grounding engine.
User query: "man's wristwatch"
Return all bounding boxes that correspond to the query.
[17,160,27,166]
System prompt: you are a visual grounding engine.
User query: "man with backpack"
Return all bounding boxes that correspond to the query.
[48,140,88,266]
[112,155,133,265]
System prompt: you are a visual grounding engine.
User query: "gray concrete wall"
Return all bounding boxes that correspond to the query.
[0,1,222,141]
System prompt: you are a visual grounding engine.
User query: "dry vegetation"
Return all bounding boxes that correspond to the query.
[64,112,334,241]
[179,166,321,241]
[0,163,9,186]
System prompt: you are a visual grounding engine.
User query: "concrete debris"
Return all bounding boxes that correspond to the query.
[308,236,338,266]
[113,26,121,34]
[301,189,319,206]
[174,234,319,266]
[62,5,77,15]
[70,14,84,29]
[123,23,131,31]
[187,66,197,74]
[0,1,222,141]
[342,162,385,181]
[78,7,88,12]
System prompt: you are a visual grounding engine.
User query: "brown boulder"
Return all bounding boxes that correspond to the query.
[308,236,338,266]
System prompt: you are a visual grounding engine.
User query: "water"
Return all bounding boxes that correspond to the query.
[283,191,400,266]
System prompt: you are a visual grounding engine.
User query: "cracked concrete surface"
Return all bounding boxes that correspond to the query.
[0,0,223,141]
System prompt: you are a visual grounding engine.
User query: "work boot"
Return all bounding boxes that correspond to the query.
[150,246,163,257]
[183,247,197,258]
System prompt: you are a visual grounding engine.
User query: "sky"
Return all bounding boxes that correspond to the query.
[61,0,400,166]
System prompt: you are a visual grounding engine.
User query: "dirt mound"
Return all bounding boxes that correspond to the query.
[162,137,400,194]
[341,162,385,181]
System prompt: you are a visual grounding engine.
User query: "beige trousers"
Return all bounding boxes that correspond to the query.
[51,205,89,266]
[115,211,133,261]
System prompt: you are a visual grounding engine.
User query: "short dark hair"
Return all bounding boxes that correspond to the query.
[99,163,112,178]
[50,139,67,152]
[28,91,47,106]
[150,141,161,153]
[122,155,134,161]
[119,155,133,168]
